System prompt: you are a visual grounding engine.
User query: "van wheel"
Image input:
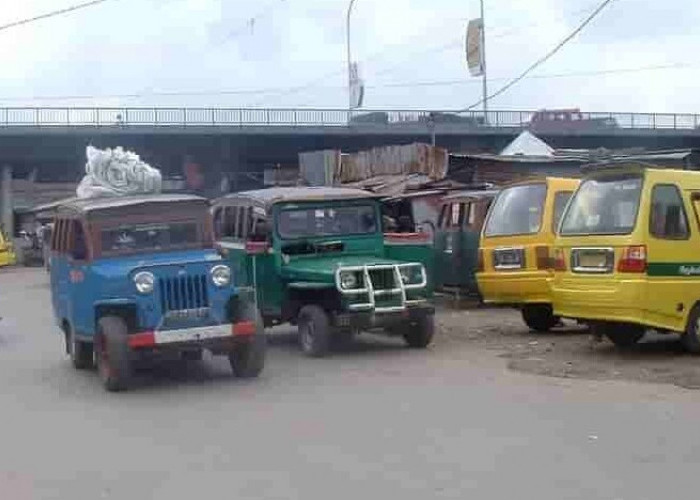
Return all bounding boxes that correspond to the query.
[298,305,331,357]
[96,316,132,392]
[593,322,645,349]
[403,313,435,348]
[682,305,700,354]
[522,305,559,332]
[229,307,266,378]
[68,328,93,370]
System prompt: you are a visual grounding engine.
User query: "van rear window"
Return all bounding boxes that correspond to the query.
[560,176,642,235]
[483,184,546,237]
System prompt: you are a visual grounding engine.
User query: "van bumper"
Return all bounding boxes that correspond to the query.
[551,276,645,324]
[477,271,551,305]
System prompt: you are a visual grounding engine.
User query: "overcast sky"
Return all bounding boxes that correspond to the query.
[0,0,695,112]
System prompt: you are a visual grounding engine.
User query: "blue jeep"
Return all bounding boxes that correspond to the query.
[49,194,265,391]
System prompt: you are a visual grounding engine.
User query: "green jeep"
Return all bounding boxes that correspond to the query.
[212,187,435,357]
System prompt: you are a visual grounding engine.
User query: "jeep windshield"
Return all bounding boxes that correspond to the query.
[277,204,378,239]
[483,183,547,237]
[560,175,642,236]
[100,220,202,255]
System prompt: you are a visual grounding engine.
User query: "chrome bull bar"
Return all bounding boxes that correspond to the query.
[334,263,427,313]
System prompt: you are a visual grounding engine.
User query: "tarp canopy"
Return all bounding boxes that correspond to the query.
[500,131,554,157]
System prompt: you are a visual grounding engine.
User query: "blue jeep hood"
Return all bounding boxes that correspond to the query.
[89,249,223,278]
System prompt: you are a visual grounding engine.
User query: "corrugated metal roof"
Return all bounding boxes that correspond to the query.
[442,189,500,202]
[60,194,207,213]
[219,186,378,207]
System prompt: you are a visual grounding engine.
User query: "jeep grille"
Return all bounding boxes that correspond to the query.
[159,275,209,311]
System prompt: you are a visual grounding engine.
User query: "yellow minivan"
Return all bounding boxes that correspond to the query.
[0,229,15,268]
[551,164,700,350]
[477,176,580,331]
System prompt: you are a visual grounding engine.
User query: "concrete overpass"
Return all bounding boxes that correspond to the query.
[2,106,700,186]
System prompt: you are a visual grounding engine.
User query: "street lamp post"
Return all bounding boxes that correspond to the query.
[346,0,358,112]
[480,0,488,119]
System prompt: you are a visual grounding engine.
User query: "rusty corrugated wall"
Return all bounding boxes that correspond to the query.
[338,143,448,183]
[299,150,342,186]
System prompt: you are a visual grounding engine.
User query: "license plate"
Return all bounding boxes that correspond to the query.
[573,248,613,273]
[493,248,524,269]
[154,324,230,344]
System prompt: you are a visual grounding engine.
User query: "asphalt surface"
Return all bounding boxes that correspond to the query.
[1,268,700,500]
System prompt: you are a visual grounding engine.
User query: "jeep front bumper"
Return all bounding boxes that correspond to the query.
[333,303,435,330]
[335,263,429,313]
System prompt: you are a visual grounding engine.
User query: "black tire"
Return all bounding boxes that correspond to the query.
[229,335,266,378]
[403,313,435,348]
[298,305,331,357]
[67,327,93,370]
[592,322,645,349]
[96,316,132,392]
[682,304,700,354]
[229,305,266,378]
[522,304,559,332]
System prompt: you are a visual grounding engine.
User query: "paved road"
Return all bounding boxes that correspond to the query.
[1,268,699,500]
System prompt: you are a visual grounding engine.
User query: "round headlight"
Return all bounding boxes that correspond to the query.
[211,265,231,287]
[133,271,155,294]
[400,266,423,285]
[340,272,358,289]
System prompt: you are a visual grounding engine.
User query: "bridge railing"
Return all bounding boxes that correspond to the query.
[0,107,698,130]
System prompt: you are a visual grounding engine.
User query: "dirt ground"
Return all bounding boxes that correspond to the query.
[435,298,700,390]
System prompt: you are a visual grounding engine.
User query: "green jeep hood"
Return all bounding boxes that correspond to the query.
[282,254,402,285]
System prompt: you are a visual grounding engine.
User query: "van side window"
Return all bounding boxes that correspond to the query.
[650,185,689,239]
[552,191,573,232]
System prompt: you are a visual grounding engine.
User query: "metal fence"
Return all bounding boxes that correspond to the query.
[0,107,697,130]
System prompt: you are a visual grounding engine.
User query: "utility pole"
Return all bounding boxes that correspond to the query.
[346,0,358,112]
[480,0,488,120]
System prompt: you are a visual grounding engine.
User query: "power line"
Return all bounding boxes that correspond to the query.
[0,62,689,103]
[460,0,617,111]
[254,0,616,106]
[0,0,114,34]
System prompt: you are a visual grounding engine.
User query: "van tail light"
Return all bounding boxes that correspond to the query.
[618,245,647,273]
[552,248,567,271]
[535,246,551,270]
[477,249,485,272]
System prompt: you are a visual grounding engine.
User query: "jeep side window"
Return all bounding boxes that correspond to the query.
[213,208,224,239]
[50,219,60,252]
[236,206,246,239]
[465,202,476,227]
[650,184,689,239]
[438,204,450,229]
[223,206,237,239]
[58,218,69,254]
[71,220,88,260]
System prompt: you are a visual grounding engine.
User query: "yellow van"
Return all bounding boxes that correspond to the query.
[0,229,15,267]
[477,177,580,331]
[551,165,700,350]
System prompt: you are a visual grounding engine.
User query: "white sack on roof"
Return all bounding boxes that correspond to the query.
[76,146,162,199]
[500,131,554,157]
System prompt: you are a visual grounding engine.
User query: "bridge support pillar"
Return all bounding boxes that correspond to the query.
[0,165,12,238]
